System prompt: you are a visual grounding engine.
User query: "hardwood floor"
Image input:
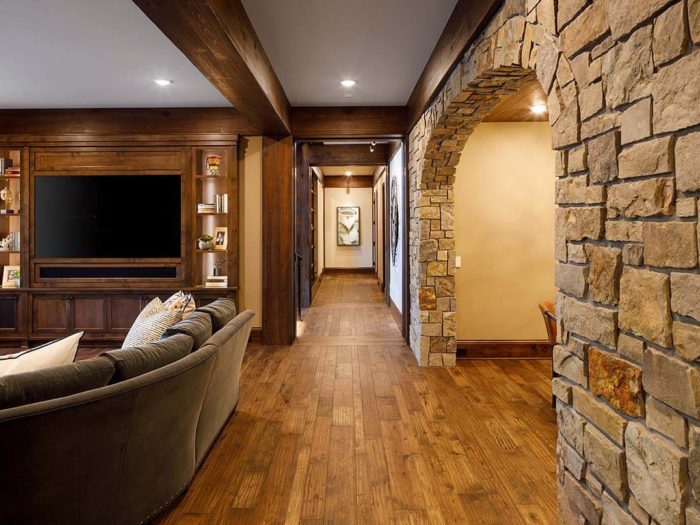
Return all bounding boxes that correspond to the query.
[157,273,557,524]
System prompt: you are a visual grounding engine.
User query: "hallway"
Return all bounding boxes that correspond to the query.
[158,273,557,524]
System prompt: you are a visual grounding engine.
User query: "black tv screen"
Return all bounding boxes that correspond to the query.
[34,175,181,259]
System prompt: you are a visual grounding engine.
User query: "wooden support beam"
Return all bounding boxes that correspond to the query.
[406,0,503,129]
[322,175,374,188]
[0,108,253,141]
[291,106,406,139]
[133,0,291,134]
[262,135,295,345]
[307,144,390,166]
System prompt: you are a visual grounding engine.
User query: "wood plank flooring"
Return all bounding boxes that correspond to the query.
[157,273,557,524]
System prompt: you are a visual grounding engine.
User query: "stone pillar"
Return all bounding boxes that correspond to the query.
[407,0,700,522]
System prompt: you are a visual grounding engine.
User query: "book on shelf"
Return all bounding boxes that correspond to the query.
[197,203,216,213]
[204,275,228,288]
[213,194,229,213]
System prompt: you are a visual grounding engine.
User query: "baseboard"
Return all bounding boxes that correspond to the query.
[389,299,402,330]
[311,271,324,299]
[249,327,262,343]
[457,340,553,359]
[323,267,375,274]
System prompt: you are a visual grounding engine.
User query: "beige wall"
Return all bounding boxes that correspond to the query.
[454,122,556,341]
[324,187,373,268]
[238,136,263,329]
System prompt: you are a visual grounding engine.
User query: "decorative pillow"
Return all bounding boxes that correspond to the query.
[121,298,182,349]
[0,356,114,409]
[0,332,84,377]
[103,334,193,382]
[163,291,196,317]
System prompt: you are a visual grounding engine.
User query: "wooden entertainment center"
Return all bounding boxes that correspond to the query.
[0,131,239,349]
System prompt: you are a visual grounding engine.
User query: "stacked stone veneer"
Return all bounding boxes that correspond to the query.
[408,0,700,522]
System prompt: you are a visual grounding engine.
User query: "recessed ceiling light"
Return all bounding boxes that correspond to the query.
[345,170,352,177]
[341,79,356,88]
[154,79,173,87]
[531,102,547,115]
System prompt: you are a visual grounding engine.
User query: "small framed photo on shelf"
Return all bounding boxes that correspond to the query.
[2,265,20,288]
[213,227,228,250]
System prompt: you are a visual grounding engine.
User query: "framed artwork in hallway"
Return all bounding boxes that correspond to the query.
[337,206,360,246]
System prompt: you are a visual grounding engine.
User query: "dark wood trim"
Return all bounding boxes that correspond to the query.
[133,0,290,134]
[372,166,387,188]
[406,0,503,129]
[323,267,374,274]
[0,108,253,140]
[457,340,554,359]
[389,299,402,330]
[311,270,324,300]
[249,327,262,343]
[307,144,389,166]
[322,175,374,188]
[262,135,295,345]
[296,143,311,309]
[291,107,406,139]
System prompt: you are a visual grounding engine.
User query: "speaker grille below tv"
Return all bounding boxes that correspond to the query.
[39,266,178,279]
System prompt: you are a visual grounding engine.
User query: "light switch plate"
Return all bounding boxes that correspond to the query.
[455,255,461,268]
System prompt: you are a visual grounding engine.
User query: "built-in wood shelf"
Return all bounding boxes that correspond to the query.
[195,249,228,254]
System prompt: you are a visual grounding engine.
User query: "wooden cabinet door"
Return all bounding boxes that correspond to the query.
[32,295,71,334]
[73,297,107,332]
[0,293,27,337]
[109,296,142,333]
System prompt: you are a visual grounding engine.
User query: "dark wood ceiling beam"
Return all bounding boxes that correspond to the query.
[291,106,407,138]
[307,144,390,166]
[0,108,254,138]
[322,175,374,188]
[406,0,503,129]
[133,0,290,134]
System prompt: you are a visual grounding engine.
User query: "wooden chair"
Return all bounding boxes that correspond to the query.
[538,300,557,408]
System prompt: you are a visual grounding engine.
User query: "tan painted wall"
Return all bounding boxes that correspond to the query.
[324,187,373,268]
[238,136,263,329]
[454,122,556,340]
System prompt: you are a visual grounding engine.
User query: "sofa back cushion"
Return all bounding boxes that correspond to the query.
[162,311,212,351]
[0,356,114,409]
[195,298,236,333]
[103,334,193,382]
[0,332,84,377]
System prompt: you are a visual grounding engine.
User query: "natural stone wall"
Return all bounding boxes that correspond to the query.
[407,0,700,521]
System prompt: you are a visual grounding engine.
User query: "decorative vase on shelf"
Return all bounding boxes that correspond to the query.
[198,237,213,250]
[206,155,222,176]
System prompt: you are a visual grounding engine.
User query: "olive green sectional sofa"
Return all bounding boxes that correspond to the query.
[0,299,253,525]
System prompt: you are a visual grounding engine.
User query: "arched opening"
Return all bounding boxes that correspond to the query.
[454,112,556,355]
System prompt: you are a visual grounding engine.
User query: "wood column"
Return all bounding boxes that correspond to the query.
[262,135,295,345]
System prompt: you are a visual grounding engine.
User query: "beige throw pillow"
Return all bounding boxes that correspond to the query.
[122,298,182,349]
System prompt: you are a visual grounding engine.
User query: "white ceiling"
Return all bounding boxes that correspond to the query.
[0,0,231,108]
[241,0,458,106]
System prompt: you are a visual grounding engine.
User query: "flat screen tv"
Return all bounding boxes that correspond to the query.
[34,175,181,259]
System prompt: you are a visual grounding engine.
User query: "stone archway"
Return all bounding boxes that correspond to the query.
[408,0,700,523]
[408,3,570,367]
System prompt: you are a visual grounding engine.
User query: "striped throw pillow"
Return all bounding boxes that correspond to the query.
[121,298,182,349]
